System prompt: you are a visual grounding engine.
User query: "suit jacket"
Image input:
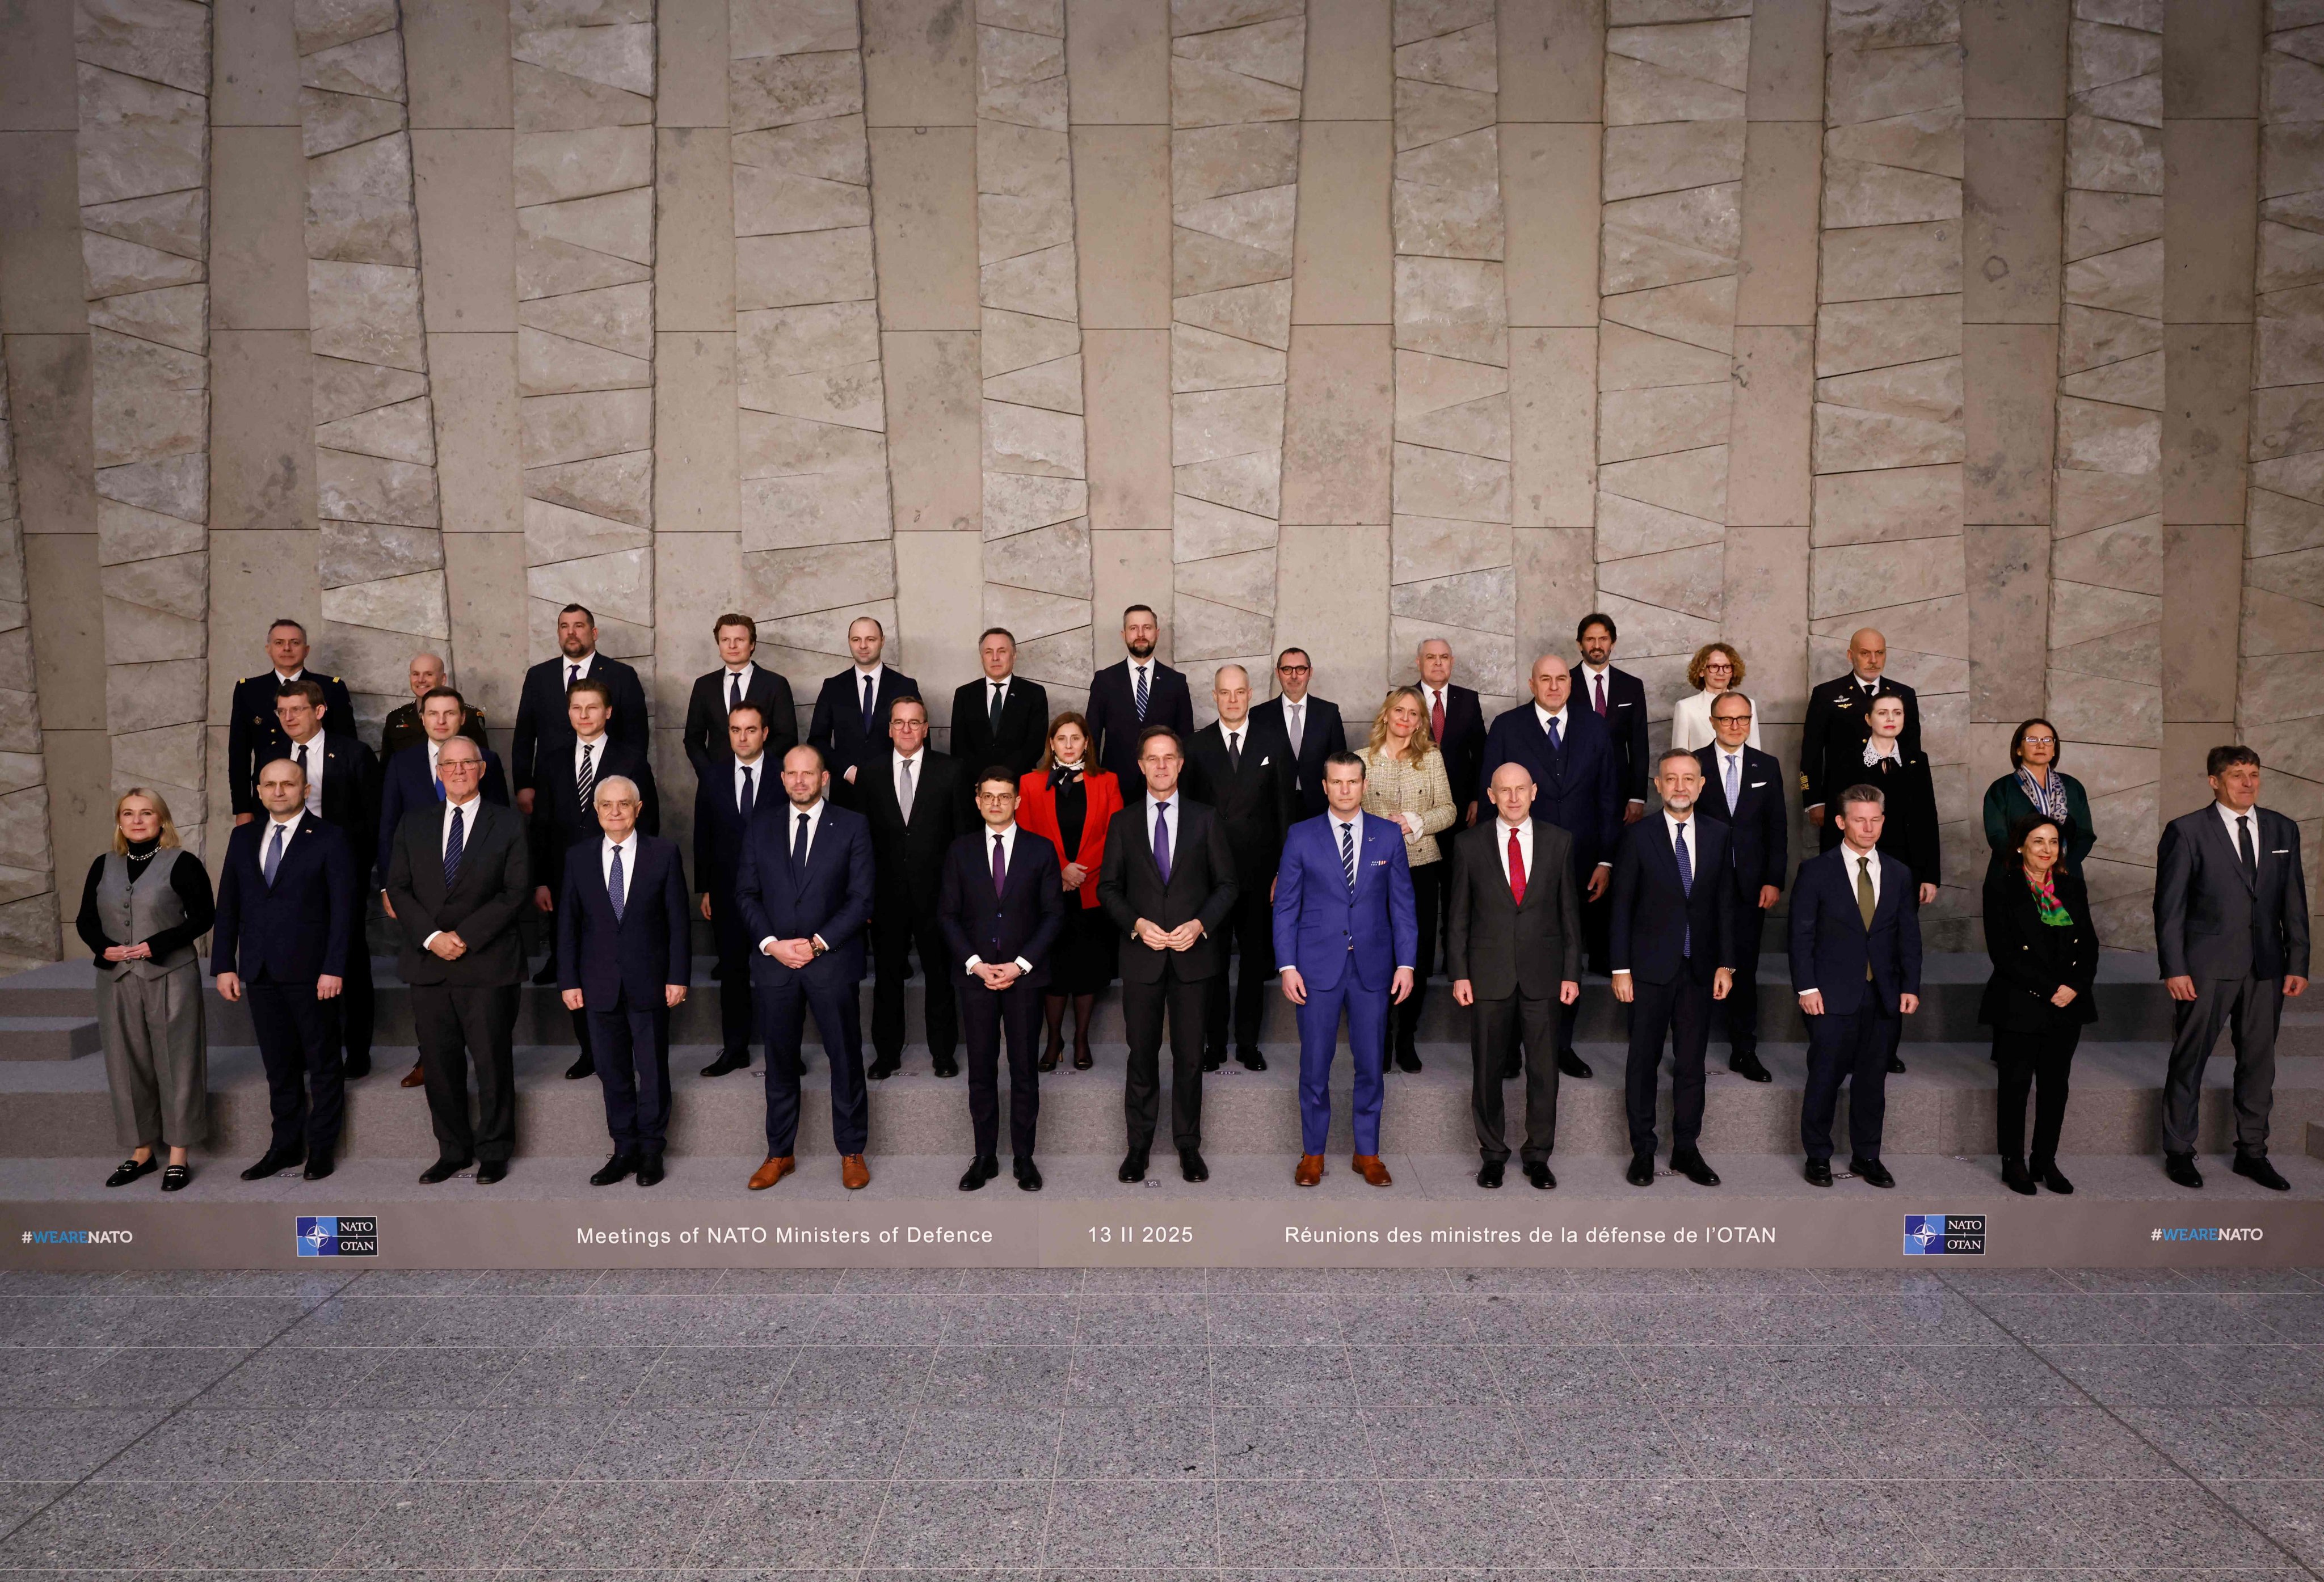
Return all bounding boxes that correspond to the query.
[683,664,798,779]
[1248,694,1347,819]
[735,800,877,985]
[227,670,357,816]
[529,737,661,896]
[1816,744,1940,889]
[555,833,692,1008]
[384,797,532,987]
[510,652,650,794]
[1476,703,1623,876]
[380,699,489,763]
[1445,817,1582,1001]
[1787,844,1922,1017]
[807,665,920,786]
[211,815,356,984]
[937,825,1066,986]
[1576,663,1651,807]
[1183,719,1298,881]
[949,675,1050,779]
[1982,770,2096,874]
[1017,768,1124,910]
[1694,742,1788,898]
[1271,812,1419,995]
[1414,682,1486,824]
[1609,814,1738,986]
[289,732,380,884]
[692,754,779,898]
[1096,793,1239,982]
[2154,805,2310,982]
[1086,658,1195,789]
[857,746,977,909]
[376,741,512,885]
[1799,671,1921,811]
[1980,861,2100,1031]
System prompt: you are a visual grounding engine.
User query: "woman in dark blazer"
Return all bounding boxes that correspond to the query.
[1979,813,2099,1196]
[1981,715,2095,874]
[1817,691,1940,900]
[1016,712,1123,1073]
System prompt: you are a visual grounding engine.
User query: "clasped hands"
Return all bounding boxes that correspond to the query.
[1132,917,1203,952]
[970,960,1023,990]
[761,937,817,969]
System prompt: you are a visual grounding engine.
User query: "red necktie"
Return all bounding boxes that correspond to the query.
[1430,690,1445,743]
[1508,829,1526,905]
[1594,673,1606,715]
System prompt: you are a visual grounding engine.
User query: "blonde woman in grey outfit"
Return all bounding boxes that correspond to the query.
[77,789,214,1191]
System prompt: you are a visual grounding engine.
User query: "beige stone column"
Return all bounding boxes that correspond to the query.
[77,0,214,850]
[0,346,57,962]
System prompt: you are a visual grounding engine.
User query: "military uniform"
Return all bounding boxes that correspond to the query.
[228,671,356,817]
[1797,672,1921,813]
[380,701,490,763]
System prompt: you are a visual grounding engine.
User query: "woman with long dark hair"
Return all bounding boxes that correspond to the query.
[1017,712,1123,1071]
[1979,813,2099,1196]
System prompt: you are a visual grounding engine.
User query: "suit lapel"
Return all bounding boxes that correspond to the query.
[2207,809,2259,894]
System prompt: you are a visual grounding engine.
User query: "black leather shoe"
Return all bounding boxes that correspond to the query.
[1887,1054,1906,1074]
[959,1155,999,1192]
[1851,1157,1895,1189]
[1625,1153,1655,1188]
[702,1049,750,1077]
[106,1156,158,1188]
[1728,1052,1771,1083]
[591,1152,637,1187]
[419,1157,471,1184]
[1500,1059,1522,1080]
[241,1149,302,1182]
[2165,1153,2204,1189]
[1201,1049,1225,1073]
[634,1154,665,1187]
[342,1052,371,1080]
[865,1058,899,1081]
[563,1052,593,1081]
[475,1159,508,1185]
[1804,1158,1833,1188]
[932,1057,959,1079]
[2234,1154,2291,1191]
[1394,1048,1422,1073]
[1014,1157,1043,1192]
[1557,1049,1593,1079]
[2002,1157,2036,1196]
[160,1165,191,1192]
[1524,1160,1555,1190]
[1671,1149,1720,1187]
[2035,1160,2074,1195]
[1476,1158,1504,1189]
[1237,1047,1266,1071]
[302,1153,335,1182]
[1118,1148,1148,1184]
[1180,1147,1209,1183]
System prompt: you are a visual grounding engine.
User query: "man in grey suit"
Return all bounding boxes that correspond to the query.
[2153,745,2309,1191]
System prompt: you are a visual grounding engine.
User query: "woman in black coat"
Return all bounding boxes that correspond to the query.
[1979,813,2099,1196]
[1817,692,1940,901]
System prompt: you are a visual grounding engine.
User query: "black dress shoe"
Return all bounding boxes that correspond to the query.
[475,1159,508,1185]
[1625,1153,1654,1187]
[702,1049,750,1077]
[1476,1158,1504,1188]
[959,1155,999,1192]
[1804,1158,1834,1188]
[1524,1160,1555,1190]
[1394,1048,1422,1073]
[1557,1049,1592,1079]
[1014,1157,1043,1192]
[1671,1149,1720,1187]
[1118,1148,1148,1183]
[160,1165,191,1192]
[634,1154,665,1187]
[302,1153,335,1182]
[1180,1147,1209,1183]
[1201,1049,1225,1073]
[2165,1153,2204,1189]
[1500,1059,1522,1081]
[2035,1160,2074,1195]
[241,1149,302,1182]
[865,1058,899,1081]
[1851,1157,1895,1189]
[419,1157,471,1184]
[1238,1048,1266,1071]
[1728,1052,1771,1083]
[932,1057,960,1079]
[106,1156,159,1188]
[563,1052,593,1081]
[2234,1154,2291,1191]
[591,1151,637,1187]
[342,1052,371,1080]
[2002,1157,2036,1195]
[1887,1053,1906,1074]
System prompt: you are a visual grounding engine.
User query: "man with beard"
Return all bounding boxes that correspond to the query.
[1086,605,1194,791]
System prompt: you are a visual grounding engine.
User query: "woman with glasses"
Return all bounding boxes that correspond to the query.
[1981,717,2095,875]
[1669,641,1760,753]
[1980,813,2098,1195]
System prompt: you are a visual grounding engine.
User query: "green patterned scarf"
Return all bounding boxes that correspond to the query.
[2026,867,2073,927]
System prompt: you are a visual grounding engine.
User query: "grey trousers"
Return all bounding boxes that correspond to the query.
[2162,973,2280,1158]
[98,963,208,1151]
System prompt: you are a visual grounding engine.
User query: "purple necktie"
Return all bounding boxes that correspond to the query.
[992,832,1007,897]
[1152,801,1171,882]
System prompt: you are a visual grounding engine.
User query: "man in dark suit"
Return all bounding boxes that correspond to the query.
[1574,613,1651,822]
[737,744,877,1192]
[938,769,1066,1192]
[1448,763,1581,1189]
[1790,781,1922,1189]
[683,612,797,779]
[383,737,532,1184]
[229,619,355,822]
[380,652,489,762]
[806,614,919,791]
[377,688,513,881]
[2153,745,2311,1191]
[857,695,975,1079]
[510,603,651,816]
[214,757,358,1182]
[1098,724,1239,1185]
[1086,604,1195,790]
[1692,690,1786,1083]
[1799,626,1921,831]
[1477,653,1622,1080]
[1248,647,1346,819]
[694,699,779,1078]
[1184,663,1296,1072]
[1610,749,1739,1189]
[1414,636,1485,832]
[949,626,1050,778]
[271,681,379,1080]
[557,775,691,1189]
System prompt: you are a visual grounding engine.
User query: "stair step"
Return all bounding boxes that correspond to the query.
[0,1017,101,1061]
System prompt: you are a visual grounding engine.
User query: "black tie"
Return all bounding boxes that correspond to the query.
[739,765,755,822]
[2239,815,2257,881]
[861,673,875,734]
[731,672,743,714]
[990,682,1004,734]
[793,810,810,871]
[1228,729,1241,773]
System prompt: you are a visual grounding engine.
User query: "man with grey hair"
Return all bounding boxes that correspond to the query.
[1185,664,1298,1071]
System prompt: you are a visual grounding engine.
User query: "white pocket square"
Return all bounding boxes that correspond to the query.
[2275,848,2291,855]
[1749,780,1767,788]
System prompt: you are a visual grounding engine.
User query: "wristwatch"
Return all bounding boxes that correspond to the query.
[810,937,828,957]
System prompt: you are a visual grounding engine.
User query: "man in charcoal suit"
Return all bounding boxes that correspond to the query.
[949,627,1050,779]
[1184,663,1298,1073]
[683,612,797,779]
[1086,604,1195,791]
[1248,647,1346,820]
[695,700,780,1078]
[1413,637,1485,832]
[271,680,378,1080]
[1691,690,1786,1083]
[510,604,651,813]
[858,695,976,1079]
[807,615,919,791]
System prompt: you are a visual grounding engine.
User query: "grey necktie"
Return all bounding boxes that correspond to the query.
[1724,752,1739,810]
[899,756,915,821]
[1286,702,1303,757]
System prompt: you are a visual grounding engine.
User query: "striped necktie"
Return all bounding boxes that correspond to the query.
[1340,820,1357,894]
[443,804,465,889]
[576,742,595,809]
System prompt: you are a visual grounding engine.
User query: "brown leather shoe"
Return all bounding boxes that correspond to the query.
[400,1061,426,1089]
[748,1155,795,1191]
[840,1153,870,1190]
[1294,1154,1324,1187]
[1353,1154,1392,1187]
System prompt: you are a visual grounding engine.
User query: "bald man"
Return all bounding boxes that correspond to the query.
[1799,628,1921,830]
[381,653,489,762]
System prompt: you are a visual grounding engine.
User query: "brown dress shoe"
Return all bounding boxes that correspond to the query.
[400,1061,426,1089]
[841,1153,870,1190]
[1294,1154,1324,1187]
[1353,1154,1392,1187]
[748,1155,795,1191]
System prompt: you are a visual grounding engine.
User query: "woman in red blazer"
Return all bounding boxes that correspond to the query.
[1017,711,1122,1071]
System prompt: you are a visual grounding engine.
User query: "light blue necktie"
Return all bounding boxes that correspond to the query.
[263,822,285,887]
[1724,752,1739,811]
[608,844,625,922]
[1674,820,1693,957]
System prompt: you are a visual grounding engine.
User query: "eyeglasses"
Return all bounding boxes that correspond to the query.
[1277,664,1310,676]
[2022,735,2056,746]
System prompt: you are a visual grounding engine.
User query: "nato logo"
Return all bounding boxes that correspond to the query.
[296,1216,378,1257]
[1903,1214,1985,1256]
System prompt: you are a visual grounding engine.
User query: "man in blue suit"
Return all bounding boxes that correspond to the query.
[215,757,358,1182]
[1691,691,1785,1083]
[558,776,691,1189]
[1790,781,1923,1189]
[1477,653,1622,1080]
[1274,752,1418,1188]
[737,743,877,1191]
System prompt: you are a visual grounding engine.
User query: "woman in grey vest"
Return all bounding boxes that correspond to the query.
[76,789,215,1191]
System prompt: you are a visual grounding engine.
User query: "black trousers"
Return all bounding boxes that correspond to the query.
[1624,974,1712,1157]
[1800,1001,1896,1163]
[1719,906,1766,1058]
[1393,860,1444,1054]
[413,982,520,1164]
[962,975,1042,1159]
[332,929,374,1064]
[588,994,672,1153]
[1472,990,1560,1163]
[710,887,757,1060]
[249,977,343,1157]
[1993,1025,2078,1165]
[1203,882,1275,1057]
[1581,886,1612,978]
[873,906,959,1065]
[1122,969,1206,1150]
[757,968,870,1156]
[2163,973,2280,1157]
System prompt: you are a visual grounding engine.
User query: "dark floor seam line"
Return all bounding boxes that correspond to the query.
[1946,1281,2324,1581]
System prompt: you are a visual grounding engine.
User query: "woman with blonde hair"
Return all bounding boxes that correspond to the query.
[77,788,215,1191]
[1669,641,1759,752]
[1357,686,1456,1072]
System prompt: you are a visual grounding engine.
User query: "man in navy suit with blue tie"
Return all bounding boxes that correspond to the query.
[558,776,691,1188]
[1691,690,1785,1083]
[1274,753,1418,1189]
[738,744,878,1191]
[806,615,919,792]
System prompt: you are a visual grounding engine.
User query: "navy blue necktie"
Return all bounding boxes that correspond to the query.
[739,765,755,822]
[263,822,285,887]
[861,673,875,735]
[443,804,465,889]
[1674,820,1693,957]
[793,810,810,872]
[1134,665,1150,720]
[608,844,626,922]
[1546,714,1562,754]
[1152,801,1171,882]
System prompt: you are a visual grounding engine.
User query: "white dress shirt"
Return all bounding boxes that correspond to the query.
[1144,791,1181,868]
[1664,809,1695,867]
[421,791,486,950]
[284,730,326,814]
[262,808,305,849]
[757,799,831,956]
[853,661,884,698]
[600,832,637,892]
[1534,701,1569,738]
[1494,816,1534,887]
[722,663,759,711]
[732,754,766,814]
[1283,695,1308,756]
[1669,687,1762,752]
[963,821,1035,974]
[985,676,1011,715]
[561,651,601,687]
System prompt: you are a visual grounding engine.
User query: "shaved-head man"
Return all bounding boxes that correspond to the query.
[380,652,490,762]
[1798,626,1922,830]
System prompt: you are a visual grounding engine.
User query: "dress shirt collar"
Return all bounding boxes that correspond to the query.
[853,662,882,684]
[603,832,634,859]
[266,809,305,837]
[575,729,608,751]
[1331,809,1362,839]
[895,746,922,767]
[1534,702,1568,734]
[564,651,597,675]
[1665,808,1694,839]
[1840,838,1881,897]
[1853,670,1881,691]
[723,660,755,677]
[2216,801,2260,842]
[1579,661,1610,682]
[273,667,304,684]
